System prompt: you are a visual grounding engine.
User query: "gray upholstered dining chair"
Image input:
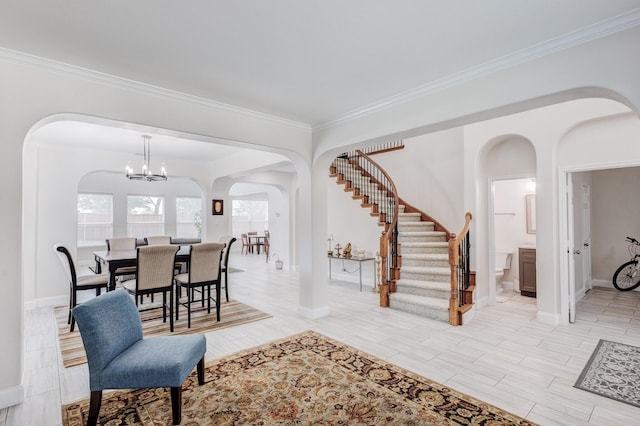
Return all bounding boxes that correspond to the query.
[218,236,237,302]
[72,289,206,426]
[54,243,109,332]
[121,244,179,331]
[174,242,225,327]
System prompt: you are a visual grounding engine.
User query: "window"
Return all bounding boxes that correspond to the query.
[77,193,113,245]
[127,195,165,237]
[232,199,268,236]
[176,197,202,238]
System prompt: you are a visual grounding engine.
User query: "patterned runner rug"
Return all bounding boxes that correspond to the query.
[574,339,640,408]
[56,299,271,368]
[62,330,535,425]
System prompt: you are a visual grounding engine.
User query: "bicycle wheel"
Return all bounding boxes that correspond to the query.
[612,261,640,291]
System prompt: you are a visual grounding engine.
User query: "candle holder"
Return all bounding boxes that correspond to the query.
[334,244,343,257]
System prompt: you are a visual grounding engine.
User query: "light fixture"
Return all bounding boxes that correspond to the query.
[125,135,167,181]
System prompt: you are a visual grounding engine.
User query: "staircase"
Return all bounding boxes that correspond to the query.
[392,206,450,321]
[330,148,473,325]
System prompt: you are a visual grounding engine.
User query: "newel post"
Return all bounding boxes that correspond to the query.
[379,235,389,307]
[448,233,460,326]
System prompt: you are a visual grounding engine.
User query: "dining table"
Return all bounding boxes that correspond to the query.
[94,247,190,291]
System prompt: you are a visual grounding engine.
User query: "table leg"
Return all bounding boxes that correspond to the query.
[108,267,117,291]
[359,263,362,292]
[328,257,332,279]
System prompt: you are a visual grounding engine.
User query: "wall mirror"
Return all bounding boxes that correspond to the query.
[526,194,536,234]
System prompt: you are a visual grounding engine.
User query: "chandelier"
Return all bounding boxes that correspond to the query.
[125,135,167,181]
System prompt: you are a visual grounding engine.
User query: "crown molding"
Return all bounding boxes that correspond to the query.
[0,47,311,131]
[314,8,640,131]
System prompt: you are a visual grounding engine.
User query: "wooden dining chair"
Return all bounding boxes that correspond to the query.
[54,243,109,332]
[122,244,179,332]
[241,233,251,255]
[174,243,225,327]
[263,231,270,263]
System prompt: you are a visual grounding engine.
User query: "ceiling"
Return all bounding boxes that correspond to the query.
[2,1,640,127]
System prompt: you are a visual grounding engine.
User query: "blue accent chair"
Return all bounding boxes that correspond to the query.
[72,289,206,425]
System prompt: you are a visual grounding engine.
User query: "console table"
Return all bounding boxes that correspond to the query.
[328,255,376,291]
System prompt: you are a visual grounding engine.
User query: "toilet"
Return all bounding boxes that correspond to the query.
[495,250,513,287]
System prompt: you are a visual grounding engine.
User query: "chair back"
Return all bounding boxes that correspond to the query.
[188,242,224,283]
[106,237,137,251]
[72,289,143,390]
[218,236,237,268]
[54,244,76,286]
[145,236,172,245]
[136,245,179,291]
[241,233,249,245]
[247,231,257,236]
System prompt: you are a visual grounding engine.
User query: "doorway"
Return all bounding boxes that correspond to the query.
[492,178,537,302]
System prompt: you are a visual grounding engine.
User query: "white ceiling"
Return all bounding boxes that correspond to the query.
[2,1,640,127]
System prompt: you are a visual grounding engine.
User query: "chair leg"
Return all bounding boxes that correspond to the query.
[216,281,221,322]
[197,356,205,385]
[187,285,192,329]
[170,386,182,425]
[169,288,174,333]
[87,390,102,426]
[224,270,229,302]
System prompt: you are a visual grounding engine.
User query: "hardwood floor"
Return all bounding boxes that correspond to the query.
[3,252,640,425]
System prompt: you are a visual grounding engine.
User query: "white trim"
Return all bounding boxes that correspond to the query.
[0,384,24,410]
[0,48,310,131]
[317,8,640,130]
[298,305,330,319]
[537,310,562,326]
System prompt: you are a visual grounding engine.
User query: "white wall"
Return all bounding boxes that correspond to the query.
[591,167,640,282]
[374,128,466,232]
[326,176,380,287]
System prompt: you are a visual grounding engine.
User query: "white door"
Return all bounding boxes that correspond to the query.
[567,174,576,323]
[582,185,592,292]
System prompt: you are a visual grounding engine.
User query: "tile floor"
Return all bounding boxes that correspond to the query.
[2,251,640,425]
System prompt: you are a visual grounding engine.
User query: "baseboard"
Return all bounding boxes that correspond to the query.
[537,310,562,326]
[592,279,612,288]
[0,384,24,410]
[298,305,330,319]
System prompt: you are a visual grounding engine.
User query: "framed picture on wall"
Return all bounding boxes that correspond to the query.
[526,194,536,234]
[212,199,224,215]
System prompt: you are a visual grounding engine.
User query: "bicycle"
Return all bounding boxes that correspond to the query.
[612,236,640,291]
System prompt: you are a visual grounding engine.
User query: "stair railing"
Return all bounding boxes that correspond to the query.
[448,212,472,326]
[331,149,400,305]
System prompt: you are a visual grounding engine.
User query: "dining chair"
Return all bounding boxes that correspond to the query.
[241,233,251,255]
[145,235,182,274]
[122,244,179,332]
[144,235,172,245]
[174,242,224,327]
[105,237,137,281]
[72,289,206,426]
[53,243,109,332]
[218,235,237,301]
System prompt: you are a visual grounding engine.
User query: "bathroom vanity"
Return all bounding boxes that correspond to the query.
[519,247,536,297]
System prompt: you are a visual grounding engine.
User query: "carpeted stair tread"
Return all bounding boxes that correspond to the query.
[401,265,450,275]
[401,241,448,248]
[396,279,450,291]
[402,253,449,261]
[400,231,447,237]
[390,293,449,310]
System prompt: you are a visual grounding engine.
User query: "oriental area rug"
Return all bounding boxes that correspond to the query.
[62,330,535,425]
[56,300,271,368]
[574,339,640,408]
